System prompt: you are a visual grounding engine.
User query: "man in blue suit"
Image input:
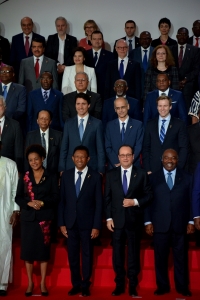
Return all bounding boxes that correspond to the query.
[59,93,105,173]
[102,79,141,128]
[143,74,187,126]
[10,17,45,80]
[85,31,114,100]
[105,97,143,169]
[58,145,103,296]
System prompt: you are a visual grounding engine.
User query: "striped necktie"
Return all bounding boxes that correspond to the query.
[160,119,166,143]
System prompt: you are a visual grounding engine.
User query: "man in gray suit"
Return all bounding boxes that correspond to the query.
[18,37,58,93]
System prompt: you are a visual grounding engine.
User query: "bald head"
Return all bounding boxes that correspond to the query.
[21,17,33,35]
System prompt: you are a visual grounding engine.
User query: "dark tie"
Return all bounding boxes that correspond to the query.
[119,60,124,79]
[128,39,132,53]
[142,50,148,72]
[195,37,199,47]
[75,171,83,197]
[93,52,98,65]
[3,85,8,99]
[79,119,84,141]
[43,91,48,103]
[121,122,125,141]
[25,36,29,56]
[35,58,40,78]
[178,46,184,68]
[122,170,128,195]
[167,172,173,190]
[161,93,166,96]
[160,119,166,144]
[41,132,47,168]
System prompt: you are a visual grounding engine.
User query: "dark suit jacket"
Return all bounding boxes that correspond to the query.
[192,162,200,217]
[151,36,177,48]
[187,122,200,174]
[188,36,196,46]
[27,88,63,131]
[113,36,140,58]
[86,49,114,99]
[10,32,45,79]
[1,116,24,172]
[58,167,102,230]
[0,82,26,120]
[105,166,152,229]
[45,33,77,66]
[105,117,143,169]
[144,168,192,233]
[143,88,187,126]
[105,59,141,100]
[62,90,102,122]
[59,115,105,173]
[142,116,188,173]
[25,128,62,173]
[0,35,10,64]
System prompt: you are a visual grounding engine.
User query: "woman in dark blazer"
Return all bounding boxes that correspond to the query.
[151,18,177,48]
[15,144,59,296]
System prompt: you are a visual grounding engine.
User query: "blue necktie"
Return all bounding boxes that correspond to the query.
[122,170,128,195]
[128,40,132,53]
[93,51,98,66]
[167,172,173,190]
[121,122,125,141]
[119,60,124,79]
[43,91,48,103]
[3,85,8,100]
[41,132,47,168]
[142,50,148,72]
[160,120,166,144]
[79,119,84,141]
[75,171,82,197]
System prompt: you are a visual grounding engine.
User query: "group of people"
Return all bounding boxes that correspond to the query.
[0,14,200,298]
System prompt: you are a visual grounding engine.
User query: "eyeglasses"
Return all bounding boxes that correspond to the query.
[0,70,12,74]
[76,79,87,82]
[116,47,128,50]
[85,26,94,29]
[115,84,126,88]
[177,33,188,36]
[119,154,133,158]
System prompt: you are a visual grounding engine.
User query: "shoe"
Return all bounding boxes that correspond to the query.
[177,289,192,297]
[25,283,34,297]
[82,287,90,297]
[0,290,7,296]
[111,286,125,296]
[68,286,81,296]
[40,285,49,296]
[154,288,170,295]
[129,286,138,296]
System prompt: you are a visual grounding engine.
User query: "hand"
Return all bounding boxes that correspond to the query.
[114,163,121,167]
[187,223,195,234]
[147,171,152,175]
[28,200,43,210]
[9,212,20,227]
[179,78,187,89]
[57,64,65,74]
[107,220,114,232]
[60,226,68,238]
[91,228,99,239]
[145,224,154,236]
[123,198,134,207]
[194,218,200,230]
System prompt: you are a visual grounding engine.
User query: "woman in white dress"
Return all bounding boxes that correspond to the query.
[62,47,97,95]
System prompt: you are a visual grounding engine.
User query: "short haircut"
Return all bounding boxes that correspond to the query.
[73,145,90,157]
[125,20,136,27]
[0,64,14,72]
[55,16,67,25]
[118,145,134,155]
[83,19,98,31]
[91,30,104,40]
[75,72,89,81]
[40,71,53,79]
[114,97,129,107]
[156,95,172,106]
[151,45,175,68]
[162,148,178,160]
[158,18,171,28]
[0,95,6,106]
[156,73,170,81]
[21,17,33,25]
[31,37,46,48]
[114,79,128,87]
[37,109,53,120]
[177,27,189,35]
[72,46,86,59]
[25,144,46,160]
[116,39,128,47]
[75,93,91,105]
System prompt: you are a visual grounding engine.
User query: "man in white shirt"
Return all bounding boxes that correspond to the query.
[188,20,200,48]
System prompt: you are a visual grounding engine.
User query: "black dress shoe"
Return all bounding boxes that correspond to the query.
[68,286,81,296]
[82,287,90,297]
[111,286,125,296]
[177,289,192,297]
[129,286,138,296]
[154,288,170,295]
[25,283,34,297]
[40,285,49,296]
[0,290,7,296]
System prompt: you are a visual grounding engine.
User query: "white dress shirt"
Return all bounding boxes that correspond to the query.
[118,56,129,74]
[74,166,88,189]
[41,88,51,98]
[92,48,101,65]
[1,82,12,94]
[178,44,186,58]
[40,128,49,155]
[0,116,5,133]
[33,55,44,73]
[23,32,33,46]
[158,114,171,135]
[119,116,129,132]
[126,36,135,49]
[158,88,169,96]
[141,46,151,60]
[77,113,89,131]
[57,34,66,65]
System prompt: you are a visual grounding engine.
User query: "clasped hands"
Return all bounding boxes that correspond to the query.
[28,200,44,210]
[60,226,99,239]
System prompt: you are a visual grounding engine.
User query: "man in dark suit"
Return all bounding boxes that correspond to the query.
[142,95,188,174]
[0,35,10,65]
[170,27,200,110]
[0,65,26,121]
[58,145,102,297]
[59,93,105,173]
[0,96,23,172]
[102,79,141,128]
[45,16,77,89]
[105,97,143,169]
[105,39,141,100]
[145,149,194,297]
[85,30,114,99]
[10,17,45,80]
[188,20,200,48]
[18,37,58,93]
[27,71,63,131]
[62,72,102,122]
[105,145,152,296]
[187,111,200,174]
[143,74,187,126]
[113,20,140,58]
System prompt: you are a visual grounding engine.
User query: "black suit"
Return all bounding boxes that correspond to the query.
[113,36,140,58]
[187,122,200,174]
[151,36,177,48]
[105,166,152,287]
[0,35,10,64]
[62,90,102,122]
[142,116,188,173]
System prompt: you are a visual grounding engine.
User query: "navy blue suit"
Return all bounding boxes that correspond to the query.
[192,162,200,218]
[27,88,63,131]
[59,115,105,173]
[143,89,187,126]
[102,96,141,128]
[105,117,143,169]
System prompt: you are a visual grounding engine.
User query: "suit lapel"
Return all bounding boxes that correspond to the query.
[1,117,9,138]
[124,118,133,143]
[126,166,138,196]
[124,60,133,77]
[163,117,173,143]
[82,115,93,142]
[40,56,49,76]
[182,45,190,66]
[5,83,15,106]
[78,169,92,199]
[48,128,54,158]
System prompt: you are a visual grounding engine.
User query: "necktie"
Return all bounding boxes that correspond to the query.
[75,171,82,197]
[3,85,8,100]
[128,39,132,53]
[142,50,148,72]
[43,91,48,103]
[195,37,199,47]
[167,172,173,190]
[93,52,98,65]
[35,58,40,78]
[41,132,47,168]
[161,93,166,96]
[79,119,84,141]
[25,36,30,56]
[121,122,125,141]
[159,119,166,144]
[119,60,124,79]
[122,170,128,195]
[178,46,184,68]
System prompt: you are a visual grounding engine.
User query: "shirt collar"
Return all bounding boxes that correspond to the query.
[0,115,5,122]
[159,113,171,121]
[121,165,132,172]
[39,127,49,134]
[141,46,150,51]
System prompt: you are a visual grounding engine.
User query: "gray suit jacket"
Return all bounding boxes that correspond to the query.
[18,55,58,93]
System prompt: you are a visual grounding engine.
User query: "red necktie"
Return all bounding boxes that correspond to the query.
[25,36,30,56]
[195,37,199,47]
[178,46,184,68]
[35,59,40,78]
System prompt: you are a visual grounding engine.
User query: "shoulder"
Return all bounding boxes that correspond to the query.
[47,33,57,40]
[1,156,17,169]
[33,32,45,40]
[89,115,102,125]
[51,88,63,97]
[128,117,143,127]
[170,116,185,125]
[12,33,23,40]
[66,34,77,41]
[43,56,56,64]
[49,128,62,137]
[87,167,101,178]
